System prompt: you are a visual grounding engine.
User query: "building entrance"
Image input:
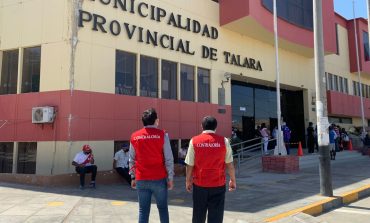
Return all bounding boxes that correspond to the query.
[231,81,305,146]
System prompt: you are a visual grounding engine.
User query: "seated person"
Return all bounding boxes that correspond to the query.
[113,143,131,185]
[72,145,97,189]
[178,147,188,165]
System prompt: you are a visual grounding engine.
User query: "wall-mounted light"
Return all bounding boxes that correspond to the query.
[221,72,231,88]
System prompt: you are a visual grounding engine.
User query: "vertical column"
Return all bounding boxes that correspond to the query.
[12,142,18,174]
[177,63,181,100]
[17,48,23,94]
[158,59,162,99]
[194,66,198,102]
[136,54,140,97]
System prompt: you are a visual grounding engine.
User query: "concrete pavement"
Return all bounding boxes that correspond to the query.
[0,150,369,223]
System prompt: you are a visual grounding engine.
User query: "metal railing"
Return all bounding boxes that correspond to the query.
[231,137,277,175]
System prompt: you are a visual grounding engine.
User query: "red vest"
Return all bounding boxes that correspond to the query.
[192,133,226,187]
[130,127,167,180]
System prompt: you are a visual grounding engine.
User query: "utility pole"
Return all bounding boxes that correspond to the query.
[353,0,366,138]
[273,0,283,155]
[313,0,333,197]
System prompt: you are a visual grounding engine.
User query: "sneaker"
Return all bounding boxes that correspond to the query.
[89,182,96,189]
[79,185,85,190]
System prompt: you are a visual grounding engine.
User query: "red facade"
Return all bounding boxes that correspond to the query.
[0,91,231,142]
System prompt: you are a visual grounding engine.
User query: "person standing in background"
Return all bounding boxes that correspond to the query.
[307,122,315,154]
[260,123,270,155]
[282,122,291,155]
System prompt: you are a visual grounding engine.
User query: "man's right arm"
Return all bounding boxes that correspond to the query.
[72,154,81,167]
[226,162,236,191]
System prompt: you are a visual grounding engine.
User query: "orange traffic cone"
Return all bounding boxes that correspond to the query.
[297,141,303,156]
[348,140,353,151]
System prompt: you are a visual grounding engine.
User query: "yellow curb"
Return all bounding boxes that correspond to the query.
[264,197,336,222]
[111,201,127,206]
[340,185,370,204]
[47,201,64,207]
[264,184,370,222]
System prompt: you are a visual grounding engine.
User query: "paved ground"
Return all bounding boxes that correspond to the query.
[0,150,369,223]
[317,196,370,223]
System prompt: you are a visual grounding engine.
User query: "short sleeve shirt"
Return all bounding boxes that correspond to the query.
[185,130,233,166]
[73,152,92,166]
[114,150,129,168]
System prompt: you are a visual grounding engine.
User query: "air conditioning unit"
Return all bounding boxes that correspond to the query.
[32,107,55,124]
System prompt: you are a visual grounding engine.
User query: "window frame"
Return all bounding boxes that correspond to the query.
[115,50,137,96]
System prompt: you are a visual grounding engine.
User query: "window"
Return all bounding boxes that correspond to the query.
[343,78,348,93]
[161,60,177,100]
[0,142,13,173]
[180,64,194,101]
[262,0,313,30]
[140,56,158,98]
[328,73,333,90]
[363,31,370,61]
[197,68,210,103]
[353,81,358,96]
[116,51,136,96]
[329,116,352,124]
[17,142,37,174]
[362,83,366,98]
[0,50,19,95]
[21,47,41,93]
[338,77,343,92]
[333,75,338,91]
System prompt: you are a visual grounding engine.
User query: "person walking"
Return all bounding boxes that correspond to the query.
[260,123,270,155]
[129,108,174,223]
[306,122,315,154]
[185,116,236,223]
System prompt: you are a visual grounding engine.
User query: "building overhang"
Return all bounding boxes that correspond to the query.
[219,0,336,57]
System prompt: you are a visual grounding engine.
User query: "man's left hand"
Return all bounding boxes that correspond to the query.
[167,180,174,190]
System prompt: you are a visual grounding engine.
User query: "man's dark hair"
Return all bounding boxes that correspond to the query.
[202,116,217,131]
[142,108,158,126]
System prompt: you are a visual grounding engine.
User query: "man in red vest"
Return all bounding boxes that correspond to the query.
[185,116,236,223]
[129,108,174,223]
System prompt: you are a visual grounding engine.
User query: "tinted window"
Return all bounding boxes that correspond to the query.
[116,51,136,96]
[0,142,13,173]
[140,56,158,98]
[180,64,194,101]
[262,0,313,30]
[17,142,37,174]
[22,47,41,93]
[197,68,210,103]
[363,31,370,61]
[161,60,177,100]
[0,50,19,95]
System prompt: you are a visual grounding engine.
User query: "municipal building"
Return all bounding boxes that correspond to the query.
[1,0,370,184]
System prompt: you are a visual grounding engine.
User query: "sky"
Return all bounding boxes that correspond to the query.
[334,0,368,19]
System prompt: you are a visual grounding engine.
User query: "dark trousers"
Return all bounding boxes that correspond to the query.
[115,167,131,185]
[192,184,226,223]
[75,165,97,186]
